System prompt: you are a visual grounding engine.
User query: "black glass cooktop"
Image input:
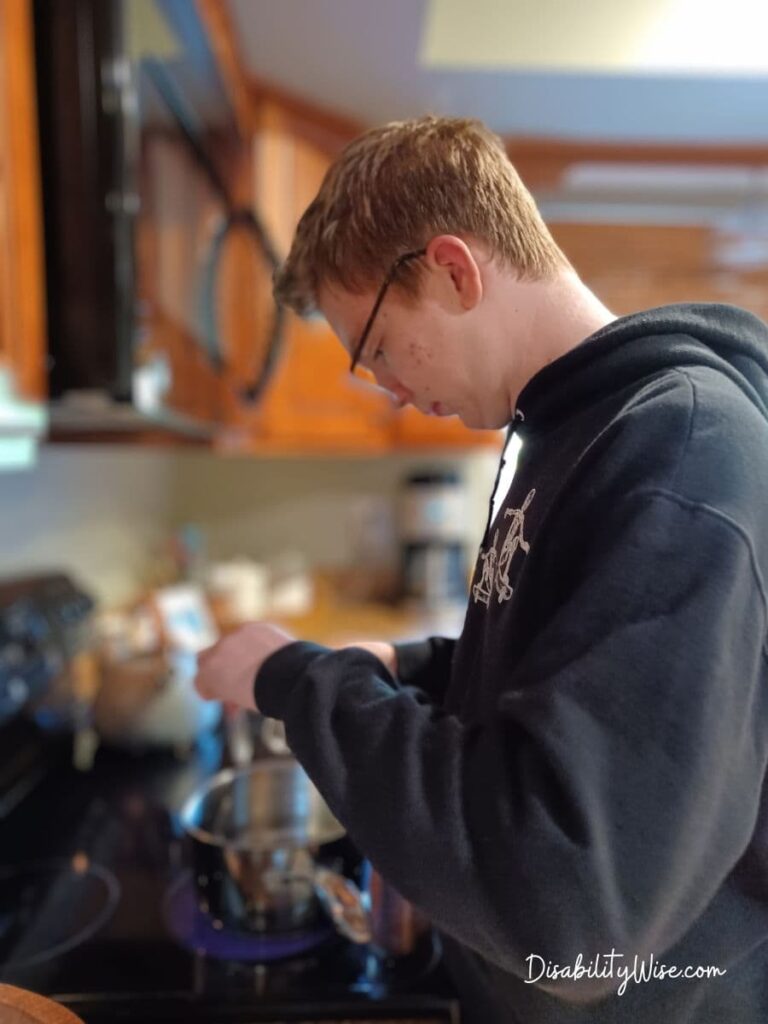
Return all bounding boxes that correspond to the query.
[0,727,458,1023]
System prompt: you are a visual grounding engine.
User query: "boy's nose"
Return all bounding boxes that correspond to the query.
[372,366,412,408]
[388,382,413,408]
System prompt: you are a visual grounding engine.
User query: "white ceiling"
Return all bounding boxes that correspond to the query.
[227,0,768,142]
[423,0,768,75]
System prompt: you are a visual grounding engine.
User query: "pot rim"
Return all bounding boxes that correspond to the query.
[178,758,345,852]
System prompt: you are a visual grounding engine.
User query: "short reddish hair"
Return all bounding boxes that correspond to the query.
[273,115,570,315]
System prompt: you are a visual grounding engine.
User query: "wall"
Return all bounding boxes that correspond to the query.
[0,445,176,605]
[0,443,506,607]
[167,447,504,571]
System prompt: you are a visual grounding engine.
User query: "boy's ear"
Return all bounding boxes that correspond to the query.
[426,235,483,309]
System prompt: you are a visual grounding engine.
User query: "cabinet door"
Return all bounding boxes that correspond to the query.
[255,316,393,451]
[391,407,503,450]
[0,0,46,402]
[550,221,768,323]
[247,103,392,450]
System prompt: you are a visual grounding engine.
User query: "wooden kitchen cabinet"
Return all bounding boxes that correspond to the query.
[0,0,47,404]
[239,98,392,452]
[512,138,768,324]
[251,316,394,452]
[549,221,768,324]
[390,407,502,449]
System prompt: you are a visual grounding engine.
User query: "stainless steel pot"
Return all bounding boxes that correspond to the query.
[178,760,370,943]
[363,860,431,959]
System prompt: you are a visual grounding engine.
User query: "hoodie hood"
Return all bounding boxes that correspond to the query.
[514,303,768,436]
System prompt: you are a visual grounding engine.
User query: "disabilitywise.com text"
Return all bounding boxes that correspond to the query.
[525,951,726,997]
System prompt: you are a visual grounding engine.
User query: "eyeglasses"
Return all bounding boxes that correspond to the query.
[349,248,427,373]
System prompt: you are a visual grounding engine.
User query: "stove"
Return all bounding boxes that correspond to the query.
[0,574,460,1023]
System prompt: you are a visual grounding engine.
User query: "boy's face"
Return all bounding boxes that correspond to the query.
[317,238,515,430]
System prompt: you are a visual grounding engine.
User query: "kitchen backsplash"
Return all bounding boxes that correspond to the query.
[0,446,176,604]
[0,444,504,608]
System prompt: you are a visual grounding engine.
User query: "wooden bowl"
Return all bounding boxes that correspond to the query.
[0,986,84,1024]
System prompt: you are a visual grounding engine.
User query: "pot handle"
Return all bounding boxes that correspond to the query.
[313,866,372,944]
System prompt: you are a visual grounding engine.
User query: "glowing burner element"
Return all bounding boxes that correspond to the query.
[71,851,89,874]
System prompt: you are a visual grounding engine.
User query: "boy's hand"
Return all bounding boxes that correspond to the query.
[194,622,295,711]
[339,640,398,678]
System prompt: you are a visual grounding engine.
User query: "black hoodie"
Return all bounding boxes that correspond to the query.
[256,303,768,1023]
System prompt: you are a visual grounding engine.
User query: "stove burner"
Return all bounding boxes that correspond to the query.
[0,856,120,971]
[163,872,335,963]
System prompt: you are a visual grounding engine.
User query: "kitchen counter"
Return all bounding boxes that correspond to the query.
[256,576,467,649]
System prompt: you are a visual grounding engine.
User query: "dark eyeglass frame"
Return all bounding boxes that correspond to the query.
[349,247,427,373]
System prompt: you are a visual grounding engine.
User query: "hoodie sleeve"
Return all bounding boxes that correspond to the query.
[392,635,456,703]
[255,487,768,998]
